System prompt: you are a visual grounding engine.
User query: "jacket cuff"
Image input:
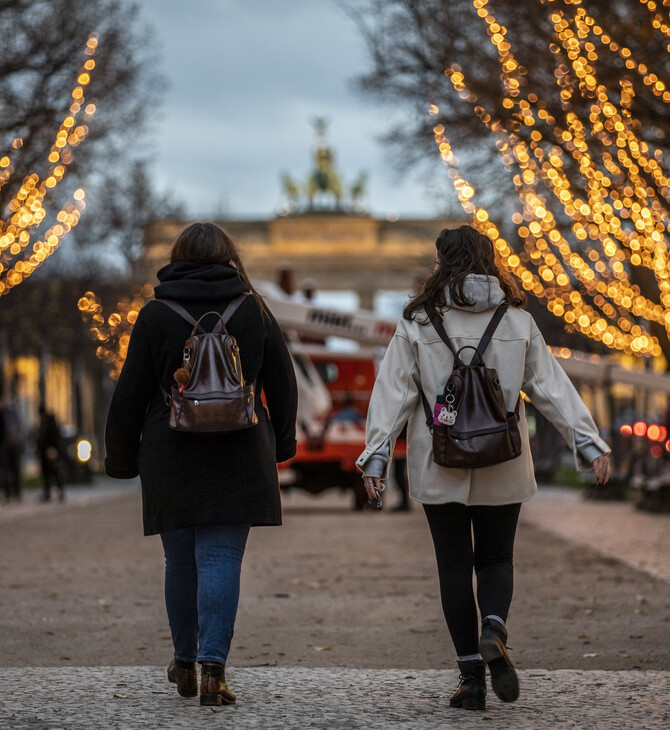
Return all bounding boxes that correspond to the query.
[574,431,611,471]
[362,454,387,479]
[356,438,392,479]
[105,459,138,479]
[276,441,297,463]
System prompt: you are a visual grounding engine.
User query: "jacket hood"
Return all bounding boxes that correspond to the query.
[153,262,247,302]
[444,274,505,312]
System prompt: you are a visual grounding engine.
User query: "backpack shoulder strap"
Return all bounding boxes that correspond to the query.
[158,299,202,331]
[420,389,434,430]
[159,295,250,334]
[212,293,249,334]
[474,303,508,361]
[426,306,457,356]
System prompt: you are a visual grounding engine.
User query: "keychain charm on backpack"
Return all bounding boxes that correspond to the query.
[437,406,457,426]
[434,389,457,427]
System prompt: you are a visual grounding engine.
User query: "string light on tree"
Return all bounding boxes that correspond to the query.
[430,0,670,358]
[0,35,98,296]
[78,284,153,380]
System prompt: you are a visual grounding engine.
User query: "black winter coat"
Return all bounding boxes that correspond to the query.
[104,262,298,535]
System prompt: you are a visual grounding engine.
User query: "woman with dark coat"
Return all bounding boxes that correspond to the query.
[105,222,297,706]
[358,226,611,712]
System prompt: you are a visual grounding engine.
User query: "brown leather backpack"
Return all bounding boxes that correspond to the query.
[159,296,258,433]
[420,303,521,468]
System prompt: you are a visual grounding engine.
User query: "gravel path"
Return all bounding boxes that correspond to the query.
[0,666,667,729]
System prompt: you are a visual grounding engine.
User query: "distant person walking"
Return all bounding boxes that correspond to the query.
[358,226,611,711]
[1,400,23,501]
[105,222,297,707]
[36,407,64,503]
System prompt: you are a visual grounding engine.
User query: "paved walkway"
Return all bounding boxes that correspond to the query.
[1,480,668,728]
[524,485,670,582]
[0,476,140,524]
[0,667,667,729]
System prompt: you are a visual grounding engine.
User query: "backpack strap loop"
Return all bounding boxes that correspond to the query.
[191,311,226,336]
[453,344,483,367]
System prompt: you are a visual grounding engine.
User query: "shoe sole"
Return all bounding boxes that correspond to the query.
[480,634,520,703]
[450,698,486,711]
[200,692,236,706]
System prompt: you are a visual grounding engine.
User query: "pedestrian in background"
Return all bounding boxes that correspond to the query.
[1,398,23,502]
[358,225,611,711]
[36,406,64,503]
[105,222,297,707]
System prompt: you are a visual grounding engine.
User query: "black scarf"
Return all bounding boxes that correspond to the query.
[153,262,247,302]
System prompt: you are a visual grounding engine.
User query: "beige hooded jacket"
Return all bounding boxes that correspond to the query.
[356,275,611,505]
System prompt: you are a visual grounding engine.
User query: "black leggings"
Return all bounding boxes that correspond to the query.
[423,502,521,657]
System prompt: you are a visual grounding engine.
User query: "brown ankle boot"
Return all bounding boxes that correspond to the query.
[200,661,236,706]
[167,658,197,698]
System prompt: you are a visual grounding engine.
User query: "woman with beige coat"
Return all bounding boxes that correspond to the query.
[357,225,611,711]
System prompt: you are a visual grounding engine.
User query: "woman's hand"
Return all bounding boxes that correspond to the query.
[593,454,611,485]
[363,476,384,501]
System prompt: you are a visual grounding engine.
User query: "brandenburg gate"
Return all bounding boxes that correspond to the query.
[143,212,463,309]
[143,120,464,308]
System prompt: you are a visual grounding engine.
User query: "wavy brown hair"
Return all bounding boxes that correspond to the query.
[403,225,526,322]
[170,222,268,315]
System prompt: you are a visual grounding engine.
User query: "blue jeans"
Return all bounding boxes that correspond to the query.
[160,524,250,665]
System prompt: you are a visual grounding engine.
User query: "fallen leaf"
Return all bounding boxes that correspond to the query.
[583,653,598,658]
[313,646,333,651]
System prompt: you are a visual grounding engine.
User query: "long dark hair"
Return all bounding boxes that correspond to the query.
[170,222,268,314]
[403,225,526,321]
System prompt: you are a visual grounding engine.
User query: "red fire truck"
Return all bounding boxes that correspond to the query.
[261,289,405,509]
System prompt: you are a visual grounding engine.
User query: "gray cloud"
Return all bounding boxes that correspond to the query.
[138,0,444,218]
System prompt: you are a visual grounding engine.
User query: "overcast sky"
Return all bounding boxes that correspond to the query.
[138,0,445,220]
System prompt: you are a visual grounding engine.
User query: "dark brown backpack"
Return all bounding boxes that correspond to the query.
[159,296,258,433]
[420,303,521,469]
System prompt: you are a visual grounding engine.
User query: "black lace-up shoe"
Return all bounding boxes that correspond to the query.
[449,659,486,710]
[479,618,519,703]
